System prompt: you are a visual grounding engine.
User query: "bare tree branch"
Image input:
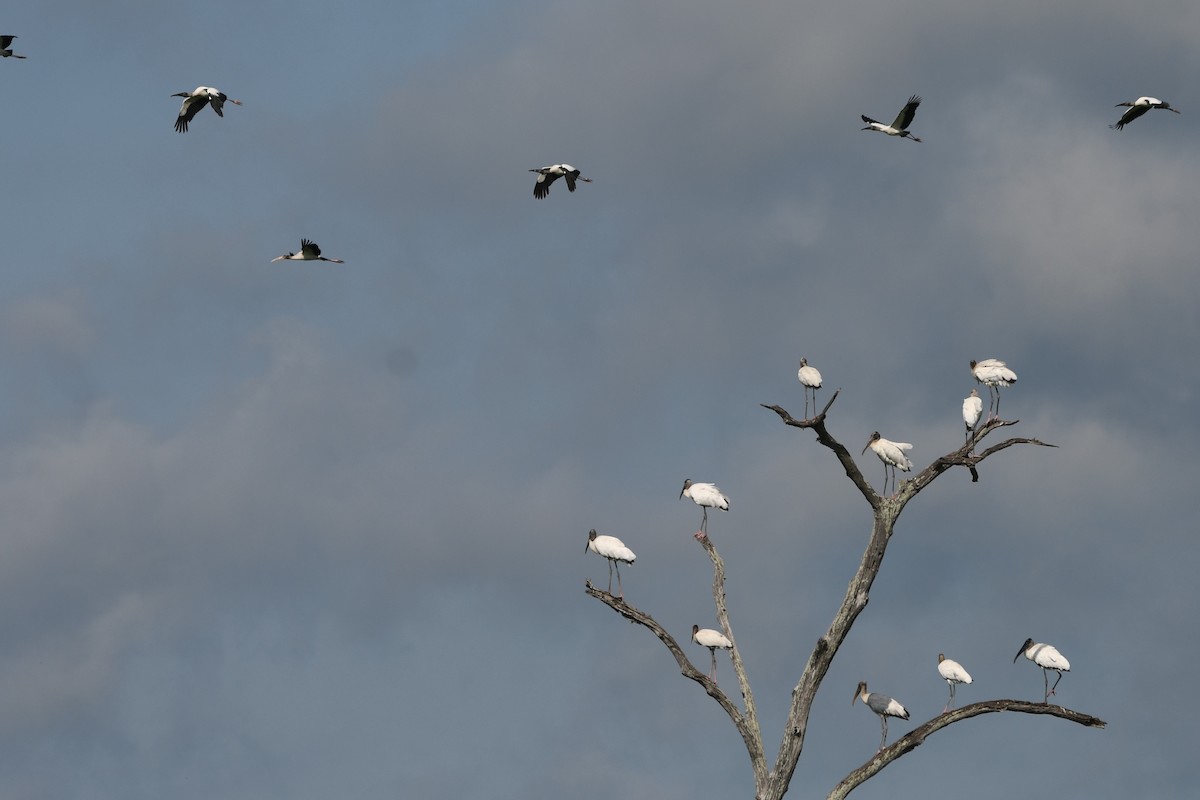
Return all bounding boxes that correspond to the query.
[828,700,1107,800]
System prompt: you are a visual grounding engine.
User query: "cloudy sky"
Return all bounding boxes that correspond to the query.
[1,1,1197,797]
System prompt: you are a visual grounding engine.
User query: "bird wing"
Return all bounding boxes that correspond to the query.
[175,95,210,132]
[0,35,12,48]
[891,96,921,130]
[533,171,561,199]
[564,174,577,192]
[300,239,321,258]
[209,93,227,117]
[1112,104,1150,130]
[861,114,882,126]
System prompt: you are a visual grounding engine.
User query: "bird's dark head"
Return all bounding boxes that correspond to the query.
[861,432,881,455]
[680,479,693,499]
[1013,637,1034,663]
[853,681,867,704]
[585,529,598,552]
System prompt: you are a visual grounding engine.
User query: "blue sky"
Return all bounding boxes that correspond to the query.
[1,1,1197,798]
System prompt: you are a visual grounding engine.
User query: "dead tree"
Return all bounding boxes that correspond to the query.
[585,390,1105,800]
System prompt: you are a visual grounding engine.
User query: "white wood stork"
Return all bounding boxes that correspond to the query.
[680,479,729,537]
[937,653,973,712]
[586,529,635,598]
[1014,638,1070,703]
[962,388,983,442]
[861,95,923,142]
[271,239,344,264]
[797,358,823,419]
[854,681,909,751]
[530,164,592,199]
[0,35,25,59]
[970,358,1017,419]
[172,86,242,133]
[1111,97,1181,130]
[861,432,913,495]
[691,624,733,681]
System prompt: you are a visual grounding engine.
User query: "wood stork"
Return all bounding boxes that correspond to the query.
[586,529,635,598]
[172,86,242,133]
[691,624,733,681]
[962,388,983,441]
[861,95,923,142]
[0,35,25,59]
[861,432,913,495]
[970,359,1017,419]
[1111,97,1181,130]
[271,239,345,264]
[1014,638,1070,703]
[679,479,729,537]
[854,681,909,751]
[797,358,823,419]
[937,653,973,712]
[530,164,592,199]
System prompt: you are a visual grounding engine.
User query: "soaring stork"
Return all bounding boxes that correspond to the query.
[861,432,913,495]
[797,358,823,419]
[970,358,1017,419]
[271,239,345,264]
[691,625,733,681]
[530,164,592,199]
[585,529,636,598]
[172,86,242,133]
[1111,97,1181,130]
[1014,638,1070,703]
[861,95,923,142]
[854,681,909,751]
[937,653,973,712]
[0,35,25,59]
[679,479,729,538]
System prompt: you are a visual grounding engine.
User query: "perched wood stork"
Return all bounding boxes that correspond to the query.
[1111,97,1181,130]
[679,479,729,537]
[530,164,592,199]
[271,239,345,264]
[172,86,242,133]
[1014,638,1070,703]
[937,653,973,712]
[797,358,823,419]
[0,35,25,59]
[585,529,635,598]
[970,359,1017,419]
[861,432,913,495]
[962,388,983,442]
[691,624,733,681]
[861,95,923,142]
[854,681,909,751]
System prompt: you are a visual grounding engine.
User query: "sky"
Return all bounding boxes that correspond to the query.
[1,1,1198,798]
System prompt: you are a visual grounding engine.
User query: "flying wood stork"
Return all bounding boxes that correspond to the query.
[271,239,345,264]
[970,358,1017,419]
[173,86,242,133]
[0,35,25,59]
[1111,97,1181,130]
[937,653,973,712]
[691,624,733,681]
[585,529,635,598]
[1014,638,1070,703]
[530,164,592,199]
[861,432,913,495]
[854,681,909,751]
[962,388,983,441]
[797,358,823,419]
[679,479,729,538]
[861,95,923,142]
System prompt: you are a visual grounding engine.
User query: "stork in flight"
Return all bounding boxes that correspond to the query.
[0,35,25,59]
[530,164,592,199]
[861,95,923,142]
[271,239,345,264]
[173,86,242,133]
[1111,97,1180,130]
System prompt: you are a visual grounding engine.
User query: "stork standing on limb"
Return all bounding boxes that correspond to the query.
[970,359,1017,420]
[1111,97,1181,130]
[271,239,345,264]
[679,479,729,538]
[585,530,635,598]
[1014,638,1070,703]
[854,681,909,751]
[0,36,26,58]
[691,624,732,681]
[861,95,923,142]
[861,432,913,495]
[937,653,973,712]
[530,164,592,199]
[962,388,983,442]
[172,86,242,132]
[797,358,823,419]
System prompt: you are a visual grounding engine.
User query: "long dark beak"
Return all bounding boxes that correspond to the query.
[1013,645,1025,663]
[861,442,871,455]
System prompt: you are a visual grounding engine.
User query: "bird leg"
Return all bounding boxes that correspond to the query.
[709,648,718,681]
[878,715,888,751]
[1048,669,1063,699]
[613,561,624,599]
[606,560,615,595]
[1042,669,1050,703]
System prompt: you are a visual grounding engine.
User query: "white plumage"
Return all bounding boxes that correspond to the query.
[937,653,973,712]
[970,358,1017,419]
[797,357,823,418]
[854,681,909,751]
[172,86,242,133]
[586,529,635,598]
[861,95,923,142]
[962,388,983,441]
[680,479,729,537]
[861,432,913,495]
[530,164,592,199]
[1014,638,1070,703]
[691,624,733,680]
[1111,96,1181,130]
